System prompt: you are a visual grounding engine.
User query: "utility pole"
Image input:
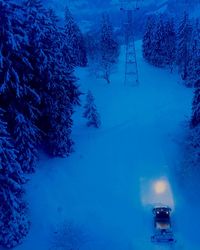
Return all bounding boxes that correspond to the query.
[120,0,141,86]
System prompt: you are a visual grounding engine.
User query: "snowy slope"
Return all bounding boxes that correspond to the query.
[13,41,200,250]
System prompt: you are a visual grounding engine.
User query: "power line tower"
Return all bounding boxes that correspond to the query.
[120,0,141,86]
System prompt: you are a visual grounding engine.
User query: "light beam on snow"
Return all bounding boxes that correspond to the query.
[154,180,167,194]
[140,176,175,209]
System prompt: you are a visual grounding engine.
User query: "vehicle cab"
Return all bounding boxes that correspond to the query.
[151,206,175,243]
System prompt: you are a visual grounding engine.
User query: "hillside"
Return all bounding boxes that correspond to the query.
[42,0,200,35]
[14,41,200,250]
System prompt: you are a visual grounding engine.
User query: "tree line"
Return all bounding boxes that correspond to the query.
[0,0,88,248]
[0,0,119,247]
[142,12,200,88]
[143,12,200,199]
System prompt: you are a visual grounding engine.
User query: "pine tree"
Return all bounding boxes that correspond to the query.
[24,4,80,157]
[0,0,40,126]
[83,91,101,128]
[0,0,41,177]
[64,7,87,67]
[186,19,200,87]
[0,109,29,248]
[47,100,74,157]
[44,30,76,156]
[190,23,200,127]
[40,9,80,157]
[23,0,50,99]
[151,15,166,67]
[0,1,83,246]
[165,18,177,72]
[100,13,119,83]
[142,15,156,62]
[191,87,200,128]
[176,12,192,81]
[186,19,200,191]
[13,113,40,173]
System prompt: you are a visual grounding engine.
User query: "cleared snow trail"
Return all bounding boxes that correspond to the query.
[15,41,199,250]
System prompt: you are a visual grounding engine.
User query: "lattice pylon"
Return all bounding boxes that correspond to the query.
[121,3,139,86]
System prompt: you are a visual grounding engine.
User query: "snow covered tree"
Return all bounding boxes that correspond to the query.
[24,4,80,157]
[143,15,177,69]
[23,0,50,98]
[0,0,40,126]
[142,15,156,62]
[184,20,200,195]
[0,1,82,246]
[43,54,77,157]
[191,87,200,128]
[190,22,200,126]
[151,15,166,67]
[83,91,101,128]
[46,99,74,157]
[38,9,80,157]
[64,7,87,67]
[13,113,40,173]
[164,18,177,72]
[176,12,192,81]
[0,109,29,248]
[0,0,81,160]
[100,13,119,83]
[186,19,200,87]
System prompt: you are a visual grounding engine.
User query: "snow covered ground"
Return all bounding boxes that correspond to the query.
[14,41,200,250]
